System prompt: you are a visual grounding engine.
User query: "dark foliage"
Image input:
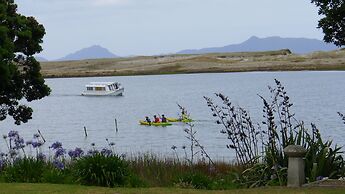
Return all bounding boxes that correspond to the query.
[2,157,45,183]
[72,153,130,187]
[0,0,50,125]
[338,112,345,125]
[175,172,212,189]
[311,0,345,47]
[204,94,260,166]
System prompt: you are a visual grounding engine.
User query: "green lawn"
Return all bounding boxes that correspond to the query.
[0,183,345,194]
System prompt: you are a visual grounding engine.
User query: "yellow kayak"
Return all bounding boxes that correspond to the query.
[167,117,193,123]
[139,120,172,126]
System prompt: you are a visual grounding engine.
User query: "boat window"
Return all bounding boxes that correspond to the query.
[95,87,105,91]
[87,87,93,91]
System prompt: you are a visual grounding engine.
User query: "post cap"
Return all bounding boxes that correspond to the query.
[283,145,307,157]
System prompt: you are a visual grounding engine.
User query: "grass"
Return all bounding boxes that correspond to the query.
[40,49,345,78]
[127,154,242,187]
[1,183,345,194]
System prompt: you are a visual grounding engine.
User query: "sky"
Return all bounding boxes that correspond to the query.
[14,0,323,60]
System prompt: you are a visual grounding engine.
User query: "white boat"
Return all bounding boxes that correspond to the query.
[81,82,124,96]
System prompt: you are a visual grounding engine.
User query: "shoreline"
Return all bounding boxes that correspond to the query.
[40,49,345,78]
[42,69,345,79]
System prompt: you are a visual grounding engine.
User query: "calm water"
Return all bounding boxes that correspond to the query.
[1,71,345,160]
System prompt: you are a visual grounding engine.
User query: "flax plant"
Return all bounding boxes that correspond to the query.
[338,112,345,125]
[259,79,303,166]
[204,94,260,166]
[205,79,345,187]
[172,106,214,167]
[183,123,215,166]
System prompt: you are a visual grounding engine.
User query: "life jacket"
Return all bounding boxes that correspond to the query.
[154,117,160,123]
[161,117,167,122]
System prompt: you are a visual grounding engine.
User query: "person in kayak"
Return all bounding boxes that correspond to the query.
[145,116,151,124]
[153,115,160,123]
[181,108,188,120]
[161,114,167,123]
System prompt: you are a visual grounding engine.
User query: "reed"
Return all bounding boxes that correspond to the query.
[126,153,240,188]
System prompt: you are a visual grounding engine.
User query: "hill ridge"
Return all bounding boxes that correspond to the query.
[177,36,338,54]
[56,45,117,61]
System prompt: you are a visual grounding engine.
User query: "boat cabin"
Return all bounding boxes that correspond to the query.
[82,82,124,96]
[85,82,120,92]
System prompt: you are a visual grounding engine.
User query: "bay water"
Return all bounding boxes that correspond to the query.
[1,71,345,161]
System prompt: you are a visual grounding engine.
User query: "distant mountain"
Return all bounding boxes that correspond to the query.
[57,45,117,61]
[35,56,48,62]
[177,36,338,54]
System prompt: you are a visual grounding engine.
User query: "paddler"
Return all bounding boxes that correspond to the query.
[181,108,188,120]
[161,114,167,123]
[153,115,160,123]
[145,116,151,125]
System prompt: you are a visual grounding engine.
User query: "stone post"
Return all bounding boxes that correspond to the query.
[283,145,307,187]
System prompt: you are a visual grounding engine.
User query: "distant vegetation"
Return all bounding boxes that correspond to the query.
[40,49,345,78]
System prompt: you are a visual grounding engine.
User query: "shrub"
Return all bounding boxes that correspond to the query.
[73,153,130,187]
[175,172,212,189]
[2,157,46,183]
[304,124,344,181]
[41,164,74,184]
[128,153,194,187]
[175,171,240,190]
[127,174,148,188]
[209,173,239,190]
[235,163,287,188]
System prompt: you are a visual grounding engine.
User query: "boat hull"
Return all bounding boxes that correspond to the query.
[139,120,172,126]
[167,117,193,123]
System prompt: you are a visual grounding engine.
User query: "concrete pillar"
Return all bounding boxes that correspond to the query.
[283,145,307,187]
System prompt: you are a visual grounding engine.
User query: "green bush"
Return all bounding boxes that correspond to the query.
[128,153,190,187]
[175,172,212,189]
[304,125,345,181]
[3,158,46,183]
[41,164,74,184]
[235,163,287,188]
[73,153,130,187]
[209,173,239,190]
[127,174,148,188]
